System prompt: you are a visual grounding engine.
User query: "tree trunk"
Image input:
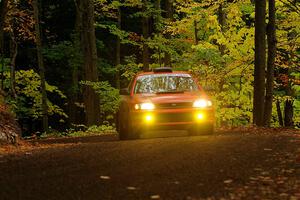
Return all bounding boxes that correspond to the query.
[68,39,80,127]
[155,0,162,66]
[67,0,83,127]
[78,0,100,126]
[284,99,294,127]
[142,0,150,72]
[9,33,17,98]
[68,68,79,127]
[276,99,283,126]
[194,20,198,45]
[33,0,48,132]
[217,4,226,55]
[0,0,8,90]
[154,0,161,29]
[263,0,276,127]
[164,0,173,67]
[0,0,8,47]
[115,6,121,89]
[0,0,8,50]
[253,0,266,126]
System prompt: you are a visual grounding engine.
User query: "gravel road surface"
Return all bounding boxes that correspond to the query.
[0,131,299,200]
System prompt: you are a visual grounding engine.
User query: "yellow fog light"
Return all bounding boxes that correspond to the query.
[196,113,205,121]
[145,114,153,122]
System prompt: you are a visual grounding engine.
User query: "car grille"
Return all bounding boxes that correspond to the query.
[155,102,193,109]
[156,112,193,123]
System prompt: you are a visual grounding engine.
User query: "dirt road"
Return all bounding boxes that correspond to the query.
[0,131,299,200]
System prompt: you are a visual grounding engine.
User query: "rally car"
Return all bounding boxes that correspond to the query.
[117,68,215,140]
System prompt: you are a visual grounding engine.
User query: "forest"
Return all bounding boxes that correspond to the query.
[0,0,299,138]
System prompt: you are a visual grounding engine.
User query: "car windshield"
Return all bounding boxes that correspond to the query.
[134,74,198,94]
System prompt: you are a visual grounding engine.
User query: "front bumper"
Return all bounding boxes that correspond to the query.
[130,108,215,130]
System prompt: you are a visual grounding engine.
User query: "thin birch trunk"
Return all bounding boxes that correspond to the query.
[33,0,48,132]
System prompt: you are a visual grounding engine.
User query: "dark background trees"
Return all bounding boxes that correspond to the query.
[0,0,299,136]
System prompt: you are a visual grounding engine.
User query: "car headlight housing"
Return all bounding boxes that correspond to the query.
[193,99,212,108]
[135,103,155,110]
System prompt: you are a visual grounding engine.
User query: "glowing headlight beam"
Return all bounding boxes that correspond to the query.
[193,99,212,108]
[140,103,155,110]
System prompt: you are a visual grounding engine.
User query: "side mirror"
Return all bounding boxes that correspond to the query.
[120,88,130,95]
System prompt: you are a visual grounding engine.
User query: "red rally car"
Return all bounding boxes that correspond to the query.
[117,68,215,140]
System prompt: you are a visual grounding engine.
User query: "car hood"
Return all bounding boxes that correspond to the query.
[132,92,208,104]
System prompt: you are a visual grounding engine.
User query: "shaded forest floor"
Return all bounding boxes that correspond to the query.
[0,127,299,155]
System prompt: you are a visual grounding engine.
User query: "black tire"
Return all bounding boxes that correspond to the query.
[119,113,140,140]
[188,123,214,136]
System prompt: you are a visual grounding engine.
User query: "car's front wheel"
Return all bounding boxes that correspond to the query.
[118,113,140,140]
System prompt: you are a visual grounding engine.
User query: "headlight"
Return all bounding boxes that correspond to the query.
[193,99,212,108]
[135,103,155,110]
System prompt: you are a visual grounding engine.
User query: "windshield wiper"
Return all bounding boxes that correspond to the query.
[155,91,185,94]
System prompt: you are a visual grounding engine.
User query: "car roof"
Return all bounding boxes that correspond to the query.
[136,71,191,76]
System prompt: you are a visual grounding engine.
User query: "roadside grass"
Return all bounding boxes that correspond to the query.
[0,125,117,155]
[39,125,116,139]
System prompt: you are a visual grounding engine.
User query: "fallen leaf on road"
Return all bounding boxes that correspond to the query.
[150,195,160,199]
[264,148,272,151]
[249,177,258,181]
[276,180,284,184]
[260,171,269,175]
[224,179,233,184]
[100,176,111,180]
[126,186,136,190]
[279,193,288,197]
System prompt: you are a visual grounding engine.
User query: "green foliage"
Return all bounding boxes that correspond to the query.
[0,58,11,72]
[39,125,115,138]
[86,124,114,132]
[81,81,121,121]
[168,0,255,126]
[43,39,82,95]
[294,99,300,127]
[97,24,140,46]
[0,91,5,106]
[120,56,143,80]
[67,125,115,137]
[69,125,115,136]
[3,0,299,131]
[274,0,300,127]
[3,70,67,120]
[44,39,82,70]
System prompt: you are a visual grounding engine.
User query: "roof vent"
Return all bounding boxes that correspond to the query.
[153,67,173,73]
